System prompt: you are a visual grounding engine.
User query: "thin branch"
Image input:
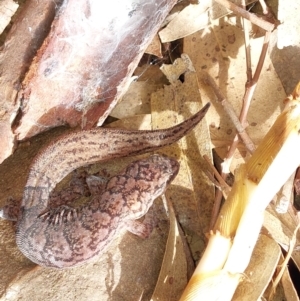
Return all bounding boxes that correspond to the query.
[203,154,231,195]
[252,30,271,83]
[203,73,256,154]
[239,30,271,126]
[258,0,268,15]
[215,0,275,31]
[205,0,274,229]
[203,73,255,229]
[241,0,252,83]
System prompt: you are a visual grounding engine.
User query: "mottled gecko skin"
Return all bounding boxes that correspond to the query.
[18,155,179,268]
[10,103,210,268]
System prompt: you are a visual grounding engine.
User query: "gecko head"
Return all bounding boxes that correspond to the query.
[163,156,180,184]
[137,154,180,187]
[114,154,180,218]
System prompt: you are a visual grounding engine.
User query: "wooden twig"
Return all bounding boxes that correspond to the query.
[258,0,268,15]
[205,1,275,229]
[203,73,256,154]
[214,0,275,31]
[241,0,252,83]
[204,72,255,229]
[239,30,271,127]
[203,154,231,196]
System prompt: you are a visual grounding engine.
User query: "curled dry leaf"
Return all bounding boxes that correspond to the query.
[151,195,194,301]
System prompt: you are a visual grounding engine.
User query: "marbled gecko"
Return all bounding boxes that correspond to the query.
[0,103,210,268]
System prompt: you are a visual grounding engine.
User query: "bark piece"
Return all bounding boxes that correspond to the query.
[0,0,63,163]
[15,0,177,140]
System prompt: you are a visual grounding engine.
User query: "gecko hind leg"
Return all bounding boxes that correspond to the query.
[40,172,109,225]
[49,171,108,208]
[49,171,91,208]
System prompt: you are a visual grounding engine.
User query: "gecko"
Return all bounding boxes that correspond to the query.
[0,103,210,268]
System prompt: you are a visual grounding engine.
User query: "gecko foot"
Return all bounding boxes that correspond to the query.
[125,207,158,238]
[40,171,109,225]
[49,171,107,208]
[49,171,91,208]
[85,174,107,195]
[38,205,78,225]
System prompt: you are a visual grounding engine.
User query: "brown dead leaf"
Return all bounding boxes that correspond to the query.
[160,53,196,84]
[262,253,299,301]
[276,1,300,50]
[106,114,152,131]
[264,204,300,278]
[134,64,170,85]
[149,57,214,299]
[270,0,300,96]
[145,34,163,58]
[159,0,258,43]
[264,210,291,247]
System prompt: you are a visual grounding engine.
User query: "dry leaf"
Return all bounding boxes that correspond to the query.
[151,196,192,301]
[232,234,281,300]
[150,56,214,298]
[159,0,258,43]
[145,34,163,57]
[276,1,300,49]
[0,0,18,34]
[106,114,152,131]
[160,53,195,85]
[281,267,299,301]
[159,2,210,43]
[110,82,161,119]
[270,1,300,96]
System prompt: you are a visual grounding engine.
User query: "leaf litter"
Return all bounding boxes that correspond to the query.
[1,0,300,300]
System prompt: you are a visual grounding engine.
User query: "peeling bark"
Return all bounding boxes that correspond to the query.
[0,0,63,163]
[15,0,177,140]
